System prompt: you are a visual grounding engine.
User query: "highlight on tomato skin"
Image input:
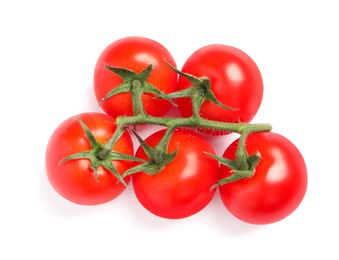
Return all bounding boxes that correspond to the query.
[45,112,134,205]
[175,44,264,135]
[131,128,220,219]
[218,132,308,225]
[93,36,178,119]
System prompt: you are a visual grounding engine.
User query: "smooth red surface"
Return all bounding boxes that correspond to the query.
[219,132,308,224]
[132,128,219,219]
[45,112,134,205]
[176,44,263,134]
[94,36,178,118]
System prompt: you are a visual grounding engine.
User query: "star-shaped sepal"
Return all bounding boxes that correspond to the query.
[59,117,143,186]
[100,64,176,115]
[206,151,261,190]
[165,60,237,115]
[122,130,178,178]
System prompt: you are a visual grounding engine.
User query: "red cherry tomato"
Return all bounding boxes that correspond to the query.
[45,112,134,205]
[94,36,177,118]
[176,44,263,135]
[132,128,219,219]
[219,132,307,224]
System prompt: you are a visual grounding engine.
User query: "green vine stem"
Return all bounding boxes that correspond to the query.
[60,62,272,188]
[73,112,271,188]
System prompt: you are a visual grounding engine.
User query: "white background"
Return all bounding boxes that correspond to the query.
[1,1,338,259]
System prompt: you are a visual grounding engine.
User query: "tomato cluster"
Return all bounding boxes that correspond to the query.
[45,36,307,225]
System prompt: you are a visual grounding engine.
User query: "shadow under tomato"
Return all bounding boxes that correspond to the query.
[38,161,105,218]
[122,181,179,229]
[207,191,262,235]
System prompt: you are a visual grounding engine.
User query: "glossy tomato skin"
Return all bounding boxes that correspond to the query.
[177,44,263,135]
[45,112,134,205]
[132,128,219,219]
[219,132,307,224]
[94,36,178,118]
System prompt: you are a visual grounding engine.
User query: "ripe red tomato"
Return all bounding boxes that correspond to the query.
[176,44,263,135]
[219,132,307,224]
[132,128,219,219]
[93,36,178,118]
[45,112,134,205]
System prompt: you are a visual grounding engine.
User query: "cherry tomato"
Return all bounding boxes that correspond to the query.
[219,132,307,224]
[176,44,263,135]
[132,128,219,219]
[45,112,134,205]
[94,36,177,118]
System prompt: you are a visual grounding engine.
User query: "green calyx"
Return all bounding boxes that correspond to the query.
[165,60,236,116]
[100,64,176,115]
[122,128,178,178]
[59,117,142,186]
[207,131,262,189]
[208,151,261,190]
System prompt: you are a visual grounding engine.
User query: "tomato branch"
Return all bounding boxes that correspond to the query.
[69,62,272,187]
